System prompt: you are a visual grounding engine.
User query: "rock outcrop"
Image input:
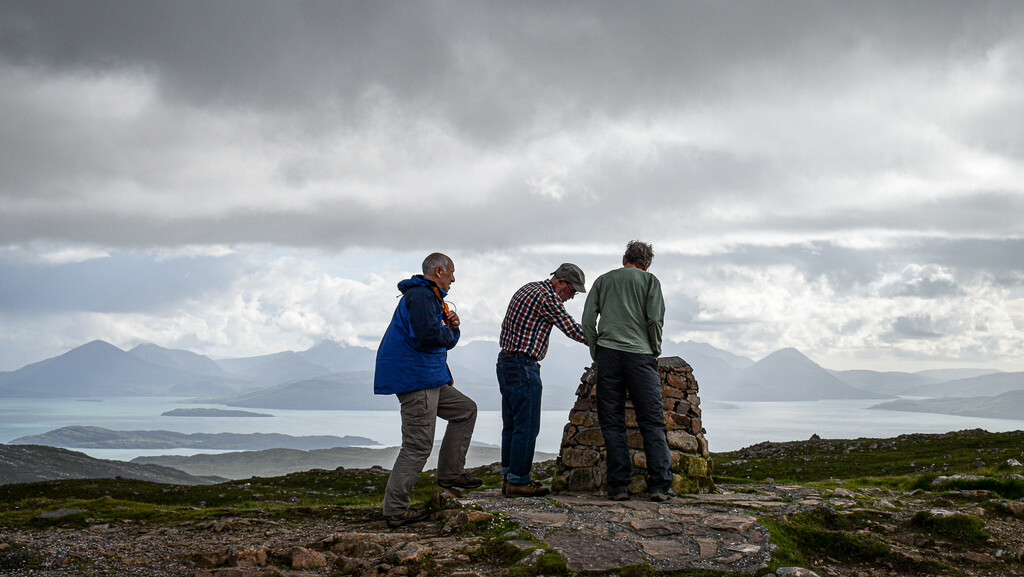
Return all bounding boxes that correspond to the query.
[552,356,715,495]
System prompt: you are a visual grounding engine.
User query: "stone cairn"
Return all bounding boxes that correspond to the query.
[551,356,715,495]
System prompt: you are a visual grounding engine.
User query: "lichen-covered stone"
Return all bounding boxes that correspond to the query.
[662,384,687,399]
[666,413,691,430]
[657,356,689,369]
[672,474,703,495]
[574,427,605,446]
[561,447,601,468]
[680,454,709,477]
[666,430,698,452]
[665,373,688,390]
[568,410,592,426]
[564,466,603,491]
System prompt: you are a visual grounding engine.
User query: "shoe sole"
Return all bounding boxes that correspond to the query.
[505,483,550,498]
[385,511,431,528]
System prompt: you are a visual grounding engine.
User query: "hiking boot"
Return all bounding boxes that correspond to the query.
[505,480,550,497]
[608,488,630,501]
[385,508,431,528]
[501,475,508,496]
[650,488,677,502]
[437,472,483,490]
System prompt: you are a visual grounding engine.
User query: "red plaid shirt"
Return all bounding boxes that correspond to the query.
[499,280,587,360]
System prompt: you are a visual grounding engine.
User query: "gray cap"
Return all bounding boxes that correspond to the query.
[550,263,586,293]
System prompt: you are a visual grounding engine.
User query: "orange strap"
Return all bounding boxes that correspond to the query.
[430,286,449,316]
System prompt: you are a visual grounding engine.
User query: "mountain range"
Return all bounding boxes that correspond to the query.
[1,338,1018,413]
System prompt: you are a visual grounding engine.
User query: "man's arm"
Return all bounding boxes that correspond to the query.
[540,297,586,344]
[407,287,460,350]
[581,278,601,360]
[646,275,665,357]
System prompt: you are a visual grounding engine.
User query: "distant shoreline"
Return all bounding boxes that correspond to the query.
[161,408,273,418]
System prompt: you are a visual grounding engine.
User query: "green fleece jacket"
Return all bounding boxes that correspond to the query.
[581,266,665,359]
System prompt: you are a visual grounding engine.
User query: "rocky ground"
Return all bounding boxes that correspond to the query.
[3,476,1023,577]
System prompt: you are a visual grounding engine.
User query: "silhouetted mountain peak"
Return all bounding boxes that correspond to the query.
[63,340,125,360]
[759,347,809,362]
[752,348,823,372]
[44,340,136,371]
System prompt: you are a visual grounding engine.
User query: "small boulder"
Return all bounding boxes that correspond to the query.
[290,546,327,570]
[385,542,430,565]
[777,568,822,577]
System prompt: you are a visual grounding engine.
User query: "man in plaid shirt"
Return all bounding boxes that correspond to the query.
[497,263,588,496]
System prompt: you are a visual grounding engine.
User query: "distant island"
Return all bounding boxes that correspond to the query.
[10,425,379,451]
[161,408,273,418]
[869,389,1024,420]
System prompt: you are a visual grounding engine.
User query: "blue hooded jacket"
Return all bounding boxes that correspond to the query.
[374,275,460,395]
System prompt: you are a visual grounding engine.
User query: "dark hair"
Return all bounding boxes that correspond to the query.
[422,252,452,275]
[623,240,654,267]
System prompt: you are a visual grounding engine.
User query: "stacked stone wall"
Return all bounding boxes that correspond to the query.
[551,356,715,495]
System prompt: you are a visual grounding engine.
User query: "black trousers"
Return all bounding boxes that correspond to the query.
[595,345,674,493]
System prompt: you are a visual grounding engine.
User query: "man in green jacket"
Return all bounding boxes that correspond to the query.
[582,240,674,502]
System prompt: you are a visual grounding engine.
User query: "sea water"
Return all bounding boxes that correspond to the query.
[1,397,1022,462]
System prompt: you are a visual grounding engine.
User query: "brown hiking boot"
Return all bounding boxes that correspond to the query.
[385,507,431,528]
[650,488,677,502]
[608,489,630,501]
[505,480,550,497]
[437,472,483,489]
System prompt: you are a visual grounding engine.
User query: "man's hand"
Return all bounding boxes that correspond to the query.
[446,310,460,330]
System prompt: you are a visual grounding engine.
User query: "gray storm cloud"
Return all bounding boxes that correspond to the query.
[2,1,1023,249]
[1,1,1022,372]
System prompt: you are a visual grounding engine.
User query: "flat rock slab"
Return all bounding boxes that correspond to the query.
[518,512,567,526]
[461,485,785,573]
[545,531,644,571]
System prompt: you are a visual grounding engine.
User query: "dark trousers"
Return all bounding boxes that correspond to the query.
[595,345,673,493]
[383,385,477,516]
[496,353,543,484]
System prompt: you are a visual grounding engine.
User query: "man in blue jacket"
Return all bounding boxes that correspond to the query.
[374,252,480,527]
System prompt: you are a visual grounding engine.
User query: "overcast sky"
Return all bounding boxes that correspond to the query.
[1,1,1023,373]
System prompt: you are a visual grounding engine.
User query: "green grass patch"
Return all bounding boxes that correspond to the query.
[505,551,569,577]
[710,475,761,485]
[763,508,945,573]
[909,511,990,545]
[922,476,1024,500]
[473,513,522,537]
[0,543,43,571]
[758,516,805,569]
[712,429,1024,483]
[470,538,531,567]
[533,552,568,575]
[0,461,506,527]
[0,463,505,527]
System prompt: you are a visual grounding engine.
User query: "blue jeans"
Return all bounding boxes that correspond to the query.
[496,353,543,484]
[595,345,673,493]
